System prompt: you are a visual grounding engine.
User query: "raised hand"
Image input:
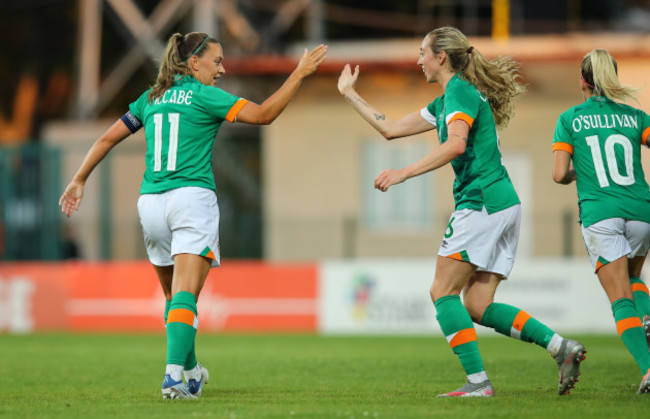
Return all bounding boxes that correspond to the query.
[337,64,359,95]
[295,44,328,78]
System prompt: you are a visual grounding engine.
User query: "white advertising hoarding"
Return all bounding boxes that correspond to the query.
[319,258,622,335]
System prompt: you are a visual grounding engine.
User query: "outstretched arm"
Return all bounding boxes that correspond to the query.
[337,64,434,140]
[59,119,131,217]
[552,150,576,184]
[374,120,468,192]
[236,45,328,125]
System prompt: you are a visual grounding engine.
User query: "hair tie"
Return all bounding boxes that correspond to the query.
[467,46,474,54]
[184,35,210,62]
[580,72,594,89]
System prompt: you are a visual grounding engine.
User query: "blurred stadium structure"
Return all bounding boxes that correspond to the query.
[1,0,650,262]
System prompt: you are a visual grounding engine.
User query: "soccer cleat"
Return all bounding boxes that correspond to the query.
[553,338,586,395]
[436,380,495,398]
[643,316,650,348]
[638,369,650,394]
[186,363,210,396]
[161,374,197,399]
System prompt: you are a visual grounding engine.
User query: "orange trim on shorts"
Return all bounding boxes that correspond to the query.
[448,112,474,129]
[167,308,195,326]
[449,328,477,348]
[595,260,605,272]
[553,142,574,155]
[632,282,649,294]
[225,98,249,122]
[512,310,532,332]
[447,252,464,261]
[642,127,650,146]
[616,317,643,336]
[205,250,216,260]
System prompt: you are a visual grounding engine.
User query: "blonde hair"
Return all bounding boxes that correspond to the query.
[424,27,525,130]
[581,49,638,102]
[148,32,218,102]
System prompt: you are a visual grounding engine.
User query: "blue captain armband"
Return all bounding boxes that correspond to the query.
[121,111,143,133]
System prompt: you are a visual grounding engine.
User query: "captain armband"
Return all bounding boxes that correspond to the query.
[120,111,143,133]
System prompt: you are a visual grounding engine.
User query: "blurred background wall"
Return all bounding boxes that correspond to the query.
[1,0,649,262]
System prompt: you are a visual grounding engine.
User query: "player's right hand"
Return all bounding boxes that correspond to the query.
[59,181,85,218]
[337,64,359,95]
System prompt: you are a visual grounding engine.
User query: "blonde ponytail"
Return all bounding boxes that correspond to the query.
[148,32,217,102]
[425,27,525,130]
[581,49,638,103]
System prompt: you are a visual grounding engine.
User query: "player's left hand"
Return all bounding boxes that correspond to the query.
[59,181,85,218]
[374,169,407,192]
[295,44,328,79]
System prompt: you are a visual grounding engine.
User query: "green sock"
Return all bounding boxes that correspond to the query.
[612,298,650,373]
[481,302,555,349]
[164,299,171,323]
[434,295,485,376]
[630,277,650,318]
[164,298,198,370]
[185,340,198,371]
[166,291,198,366]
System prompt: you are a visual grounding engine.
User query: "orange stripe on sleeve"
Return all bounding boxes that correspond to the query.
[448,112,474,128]
[642,127,650,146]
[225,98,249,122]
[512,310,532,332]
[449,328,477,348]
[632,282,649,294]
[167,308,196,326]
[553,142,574,155]
[616,317,643,336]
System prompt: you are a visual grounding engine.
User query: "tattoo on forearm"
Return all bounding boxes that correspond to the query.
[449,133,468,143]
[374,113,385,121]
[346,94,370,108]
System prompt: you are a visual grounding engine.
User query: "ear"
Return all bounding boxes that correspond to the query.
[437,51,448,66]
[189,56,200,71]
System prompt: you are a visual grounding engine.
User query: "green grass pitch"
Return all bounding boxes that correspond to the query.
[0,333,648,418]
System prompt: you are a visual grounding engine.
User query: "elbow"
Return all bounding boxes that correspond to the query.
[451,141,466,158]
[552,170,568,184]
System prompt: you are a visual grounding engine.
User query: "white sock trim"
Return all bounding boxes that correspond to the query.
[547,334,563,356]
[184,364,202,381]
[467,371,488,384]
[165,364,184,382]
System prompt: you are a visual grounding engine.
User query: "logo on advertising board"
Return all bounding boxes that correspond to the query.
[349,273,376,321]
[345,271,432,329]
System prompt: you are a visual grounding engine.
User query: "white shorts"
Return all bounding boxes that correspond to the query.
[581,218,650,272]
[438,204,521,278]
[137,187,220,267]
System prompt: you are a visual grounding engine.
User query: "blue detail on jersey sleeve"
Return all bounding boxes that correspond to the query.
[121,111,143,133]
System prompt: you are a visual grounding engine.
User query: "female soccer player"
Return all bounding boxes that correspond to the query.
[60,32,327,399]
[338,26,585,397]
[552,49,650,394]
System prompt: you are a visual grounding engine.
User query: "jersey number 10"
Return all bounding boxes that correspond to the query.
[585,134,634,187]
[153,113,179,172]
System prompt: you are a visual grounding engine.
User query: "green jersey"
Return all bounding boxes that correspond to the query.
[553,96,650,227]
[423,73,520,213]
[125,75,248,194]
